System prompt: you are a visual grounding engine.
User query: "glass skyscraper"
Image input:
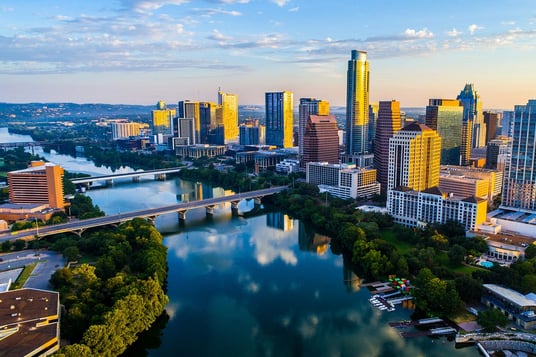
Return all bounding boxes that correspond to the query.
[298,98,329,158]
[502,99,536,212]
[425,99,464,165]
[457,83,485,148]
[265,91,294,148]
[345,50,369,155]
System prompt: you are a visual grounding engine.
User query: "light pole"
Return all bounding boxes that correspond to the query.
[34,217,40,239]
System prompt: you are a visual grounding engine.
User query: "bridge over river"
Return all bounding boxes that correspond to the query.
[0,186,287,242]
[71,167,184,186]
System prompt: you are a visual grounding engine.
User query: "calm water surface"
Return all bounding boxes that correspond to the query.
[2,128,479,356]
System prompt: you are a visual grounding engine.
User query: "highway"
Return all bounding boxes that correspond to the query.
[0,186,288,242]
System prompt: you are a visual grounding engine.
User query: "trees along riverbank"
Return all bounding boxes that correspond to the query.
[49,218,168,356]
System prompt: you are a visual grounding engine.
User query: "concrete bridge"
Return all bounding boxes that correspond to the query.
[0,186,287,242]
[71,167,184,187]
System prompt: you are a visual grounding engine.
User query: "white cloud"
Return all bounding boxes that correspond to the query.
[404,28,434,39]
[446,28,462,37]
[271,0,290,7]
[289,6,299,12]
[468,24,483,35]
[501,20,516,26]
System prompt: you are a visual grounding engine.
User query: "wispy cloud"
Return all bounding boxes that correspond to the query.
[289,6,299,12]
[468,23,483,35]
[404,28,434,39]
[271,0,290,7]
[191,7,242,16]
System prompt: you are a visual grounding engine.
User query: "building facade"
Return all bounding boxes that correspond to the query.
[302,115,339,166]
[265,91,294,148]
[483,111,500,144]
[298,98,330,159]
[346,50,370,156]
[502,100,536,212]
[457,83,486,148]
[8,161,65,209]
[151,100,176,136]
[217,89,239,144]
[178,100,201,144]
[425,99,464,165]
[239,120,265,146]
[111,122,149,140]
[374,100,402,192]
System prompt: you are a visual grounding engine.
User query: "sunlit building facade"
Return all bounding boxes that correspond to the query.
[374,100,402,192]
[152,100,176,136]
[457,83,485,148]
[298,98,330,159]
[346,50,370,155]
[265,91,294,148]
[178,100,201,144]
[218,89,239,144]
[425,99,464,165]
[302,115,339,166]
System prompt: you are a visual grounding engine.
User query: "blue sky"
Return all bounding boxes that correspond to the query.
[1,0,536,109]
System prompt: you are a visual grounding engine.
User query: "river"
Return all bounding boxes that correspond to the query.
[1,128,479,356]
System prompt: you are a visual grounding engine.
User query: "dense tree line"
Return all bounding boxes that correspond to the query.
[49,218,168,356]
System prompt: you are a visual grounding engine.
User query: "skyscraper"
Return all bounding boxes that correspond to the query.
[387,122,442,192]
[218,89,239,144]
[483,111,499,144]
[265,91,294,148]
[298,98,329,158]
[178,100,200,143]
[302,115,339,165]
[346,50,370,155]
[152,100,176,136]
[457,83,485,148]
[425,99,464,165]
[374,100,402,192]
[501,100,536,212]
[368,103,379,153]
[199,102,218,144]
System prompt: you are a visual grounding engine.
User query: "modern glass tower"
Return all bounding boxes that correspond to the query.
[217,89,239,144]
[152,100,176,136]
[425,99,464,165]
[457,83,485,148]
[345,50,370,155]
[265,91,294,148]
[501,100,536,212]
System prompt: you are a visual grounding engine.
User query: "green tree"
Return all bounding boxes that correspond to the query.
[525,244,536,259]
[63,246,80,262]
[448,244,467,265]
[477,308,509,332]
[454,275,482,303]
[13,239,26,251]
[1,240,12,252]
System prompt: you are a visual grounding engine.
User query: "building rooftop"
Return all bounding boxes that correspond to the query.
[483,284,536,308]
[400,122,433,132]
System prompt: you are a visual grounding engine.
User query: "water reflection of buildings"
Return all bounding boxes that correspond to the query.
[177,182,227,202]
[266,212,294,231]
[343,258,363,292]
[298,222,331,255]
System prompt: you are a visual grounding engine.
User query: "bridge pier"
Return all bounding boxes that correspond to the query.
[254,197,262,208]
[155,173,167,181]
[146,215,158,224]
[178,210,187,223]
[206,205,215,216]
[230,200,240,217]
[132,176,140,183]
[105,179,113,186]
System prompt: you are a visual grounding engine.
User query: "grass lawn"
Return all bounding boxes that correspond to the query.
[10,262,38,289]
[380,229,413,254]
[451,263,487,275]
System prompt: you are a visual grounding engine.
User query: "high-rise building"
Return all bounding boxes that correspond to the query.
[483,111,500,144]
[457,84,486,148]
[178,100,201,143]
[151,100,176,136]
[374,100,402,192]
[199,102,218,144]
[265,91,293,148]
[298,98,329,158]
[486,136,512,172]
[346,50,370,155]
[302,115,339,166]
[8,161,65,209]
[368,103,379,153]
[502,100,536,212]
[387,122,442,192]
[239,119,265,145]
[172,117,196,145]
[218,89,239,144]
[425,99,464,165]
[387,124,487,231]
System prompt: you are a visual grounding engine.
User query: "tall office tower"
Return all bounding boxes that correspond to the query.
[425,99,464,165]
[483,111,499,144]
[387,123,442,192]
[501,100,536,211]
[374,100,402,192]
[178,100,201,143]
[302,115,339,165]
[198,102,218,144]
[457,83,486,148]
[486,136,512,172]
[172,117,196,145]
[346,50,370,155]
[501,111,514,137]
[265,91,294,148]
[368,103,379,153]
[298,98,330,158]
[218,89,239,143]
[152,100,176,136]
[8,161,65,209]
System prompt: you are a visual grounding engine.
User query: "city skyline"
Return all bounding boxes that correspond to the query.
[1,1,536,108]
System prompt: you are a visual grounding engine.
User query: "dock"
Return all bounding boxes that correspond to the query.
[369,295,395,312]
